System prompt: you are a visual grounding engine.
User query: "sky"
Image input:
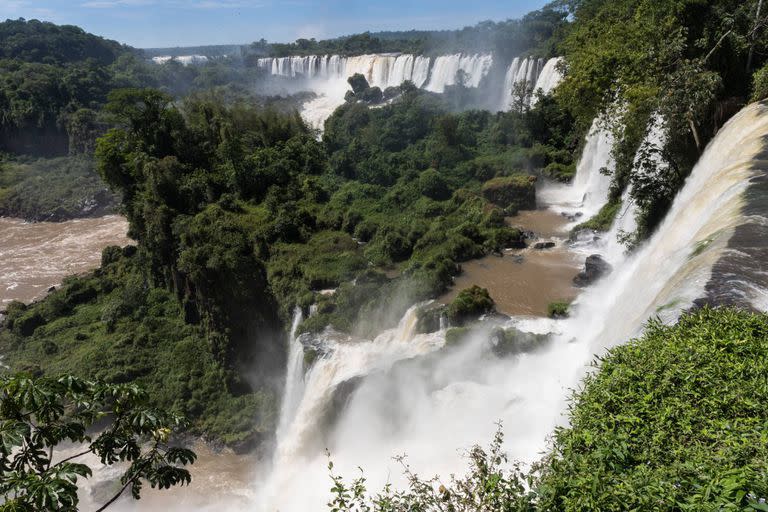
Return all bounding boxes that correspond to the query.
[0,0,550,48]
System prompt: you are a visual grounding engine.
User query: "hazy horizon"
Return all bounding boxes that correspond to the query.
[1,0,550,48]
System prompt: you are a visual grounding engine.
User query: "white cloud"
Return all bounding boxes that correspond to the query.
[80,0,153,8]
[0,0,58,20]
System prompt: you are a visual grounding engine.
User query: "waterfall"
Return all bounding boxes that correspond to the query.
[257,102,768,511]
[259,303,446,509]
[499,56,559,111]
[275,308,306,439]
[539,116,614,222]
[258,52,552,129]
[424,53,493,93]
[530,57,564,107]
[600,113,667,264]
[411,56,432,88]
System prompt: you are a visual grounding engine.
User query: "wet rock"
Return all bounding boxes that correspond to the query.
[573,254,612,287]
[533,241,556,250]
[489,327,550,357]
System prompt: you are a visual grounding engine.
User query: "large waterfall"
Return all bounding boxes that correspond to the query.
[256,53,563,129]
[256,53,492,92]
[256,102,768,511]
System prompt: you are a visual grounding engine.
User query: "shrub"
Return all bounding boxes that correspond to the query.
[751,63,768,102]
[547,301,570,318]
[418,168,451,200]
[447,285,495,325]
[481,175,537,213]
[537,308,768,510]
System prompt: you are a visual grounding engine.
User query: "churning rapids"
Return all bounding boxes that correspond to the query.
[82,100,768,511]
[0,216,129,307]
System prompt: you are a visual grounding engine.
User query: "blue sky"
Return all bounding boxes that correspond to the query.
[0,0,549,48]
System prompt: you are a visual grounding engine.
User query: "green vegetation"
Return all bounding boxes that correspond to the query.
[447,286,495,326]
[0,249,277,447]
[481,175,537,214]
[0,373,195,511]
[555,0,767,240]
[547,301,570,319]
[254,8,567,59]
[752,63,768,102]
[537,308,768,509]
[329,308,768,510]
[571,199,622,235]
[2,75,570,441]
[0,156,116,221]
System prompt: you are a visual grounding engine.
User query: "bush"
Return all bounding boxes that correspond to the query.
[542,162,576,182]
[547,301,570,318]
[751,63,768,102]
[447,285,495,325]
[537,308,768,510]
[418,168,451,200]
[481,175,537,213]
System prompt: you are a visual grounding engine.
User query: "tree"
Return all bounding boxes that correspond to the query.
[510,79,533,114]
[0,373,196,511]
[347,73,370,96]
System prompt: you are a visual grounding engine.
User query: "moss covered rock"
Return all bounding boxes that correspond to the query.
[481,175,537,214]
[448,286,495,326]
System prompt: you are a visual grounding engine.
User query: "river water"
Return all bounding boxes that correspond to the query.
[0,216,130,307]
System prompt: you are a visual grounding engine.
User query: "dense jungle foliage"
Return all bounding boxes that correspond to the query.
[0,18,309,220]
[555,0,768,241]
[257,7,567,60]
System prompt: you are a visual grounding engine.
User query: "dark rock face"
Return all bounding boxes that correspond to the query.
[533,241,556,250]
[573,254,612,287]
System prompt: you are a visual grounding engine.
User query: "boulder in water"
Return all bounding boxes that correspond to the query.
[573,254,612,287]
[533,241,556,250]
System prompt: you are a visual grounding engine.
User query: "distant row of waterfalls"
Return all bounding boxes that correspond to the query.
[254,53,563,123]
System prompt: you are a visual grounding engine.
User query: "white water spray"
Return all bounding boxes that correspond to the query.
[259,102,768,511]
[275,308,305,439]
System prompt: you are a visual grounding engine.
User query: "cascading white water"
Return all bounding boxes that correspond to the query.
[499,56,561,111]
[530,57,563,107]
[539,116,614,224]
[259,303,446,509]
[258,102,768,511]
[599,114,667,264]
[275,308,306,439]
[259,52,494,130]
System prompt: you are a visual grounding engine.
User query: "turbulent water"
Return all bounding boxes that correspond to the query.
[252,102,768,511]
[257,53,563,129]
[0,216,130,307]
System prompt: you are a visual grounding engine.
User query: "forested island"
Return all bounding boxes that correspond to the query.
[2,0,768,509]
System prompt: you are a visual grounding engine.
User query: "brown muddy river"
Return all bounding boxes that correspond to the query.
[440,207,583,316]
[0,216,130,306]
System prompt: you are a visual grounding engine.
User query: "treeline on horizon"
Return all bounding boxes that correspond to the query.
[247,7,567,61]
